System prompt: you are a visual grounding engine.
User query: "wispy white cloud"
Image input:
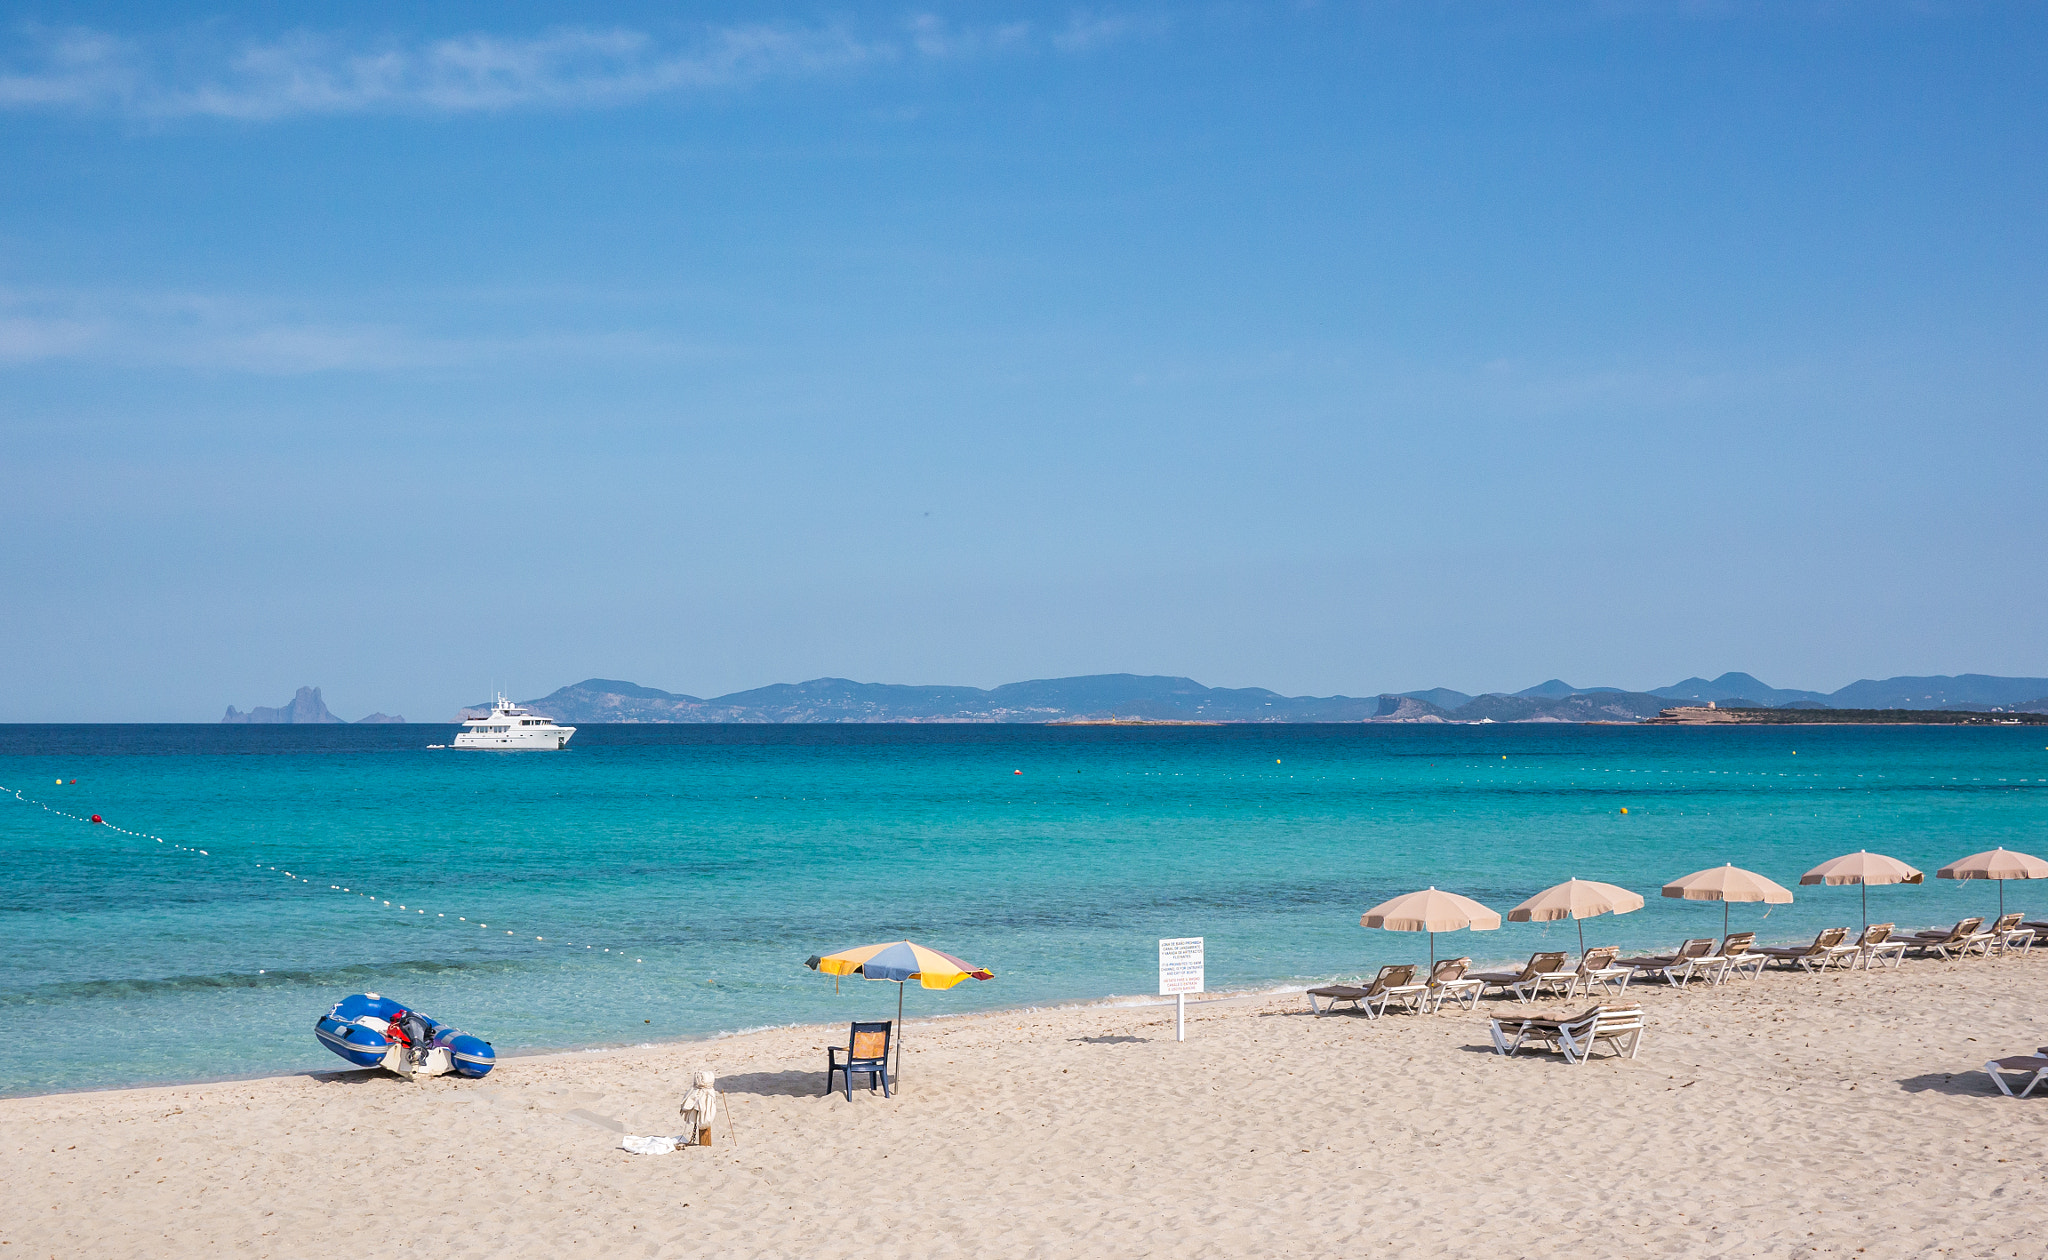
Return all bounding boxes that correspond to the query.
[0,288,717,374]
[0,12,1161,121]
[1052,11,1168,53]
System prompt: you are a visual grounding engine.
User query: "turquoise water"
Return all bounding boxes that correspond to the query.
[3,723,2045,1096]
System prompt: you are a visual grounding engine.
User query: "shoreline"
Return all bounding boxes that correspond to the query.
[13,917,2033,1101]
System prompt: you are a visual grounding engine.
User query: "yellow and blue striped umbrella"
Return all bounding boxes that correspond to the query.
[805,940,992,1086]
[806,939,994,989]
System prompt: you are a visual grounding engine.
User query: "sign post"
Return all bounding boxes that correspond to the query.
[1158,937,1204,1042]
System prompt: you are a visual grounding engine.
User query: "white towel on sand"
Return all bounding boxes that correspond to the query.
[619,1134,684,1155]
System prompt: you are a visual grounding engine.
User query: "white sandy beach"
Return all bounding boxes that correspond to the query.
[6,953,2047,1259]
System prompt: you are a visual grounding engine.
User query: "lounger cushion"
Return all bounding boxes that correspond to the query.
[1306,985,1368,999]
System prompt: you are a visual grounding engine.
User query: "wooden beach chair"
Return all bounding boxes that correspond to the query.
[1617,938,1718,987]
[1984,1049,2048,1098]
[1899,917,1984,961]
[1559,946,1632,999]
[1421,957,1484,1012]
[1468,951,1570,1004]
[1489,1003,1645,1063]
[1850,923,1907,971]
[1306,964,1425,1018]
[826,1021,892,1101]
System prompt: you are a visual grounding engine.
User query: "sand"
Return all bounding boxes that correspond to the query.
[6,952,2047,1259]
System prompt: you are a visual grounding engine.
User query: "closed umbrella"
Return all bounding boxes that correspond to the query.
[1935,848,2048,918]
[1662,863,1794,935]
[805,940,993,1086]
[1361,887,1500,967]
[1800,850,1923,932]
[1506,878,1645,953]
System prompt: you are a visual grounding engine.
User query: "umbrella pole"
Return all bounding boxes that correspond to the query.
[1577,918,1585,956]
[1862,882,1868,934]
[895,981,905,1091]
[1724,901,1729,936]
[1429,932,1436,969]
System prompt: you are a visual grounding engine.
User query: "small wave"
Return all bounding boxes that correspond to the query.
[0,957,524,1006]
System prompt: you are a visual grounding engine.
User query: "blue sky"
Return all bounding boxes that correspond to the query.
[3,2,2044,721]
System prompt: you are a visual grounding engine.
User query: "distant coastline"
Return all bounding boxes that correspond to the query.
[1646,705,2048,726]
[208,671,2048,728]
[438,671,2048,727]
[1045,717,1224,726]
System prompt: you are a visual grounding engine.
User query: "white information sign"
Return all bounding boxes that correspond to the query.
[1159,937,1204,996]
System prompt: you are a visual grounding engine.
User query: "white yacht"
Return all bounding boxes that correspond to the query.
[451,695,575,750]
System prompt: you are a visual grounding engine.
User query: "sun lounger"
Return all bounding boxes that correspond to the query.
[1753,927,1851,974]
[1694,931,1767,983]
[1561,946,1633,999]
[1307,963,1425,1018]
[1984,1049,2048,1098]
[1468,951,1571,1004]
[1489,1003,1645,1064]
[1421,957,1484,1012]
[1899,917,1985,961]
[1850,923,1907,970]
[1617,938,1718,986]
[1977,912,2034,956]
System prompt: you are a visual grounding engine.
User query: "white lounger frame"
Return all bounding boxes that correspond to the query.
[1490,1008,1645,1065]
[1984,1057,2048,1098]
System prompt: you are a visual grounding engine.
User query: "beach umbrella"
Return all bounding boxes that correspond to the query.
[1506,878,1645,954]
[1361,887,1500,968]
[1935,848,2048,918]
[805,940,993,1086]
[1799,851,1923,932]
[1662,863,1794,935]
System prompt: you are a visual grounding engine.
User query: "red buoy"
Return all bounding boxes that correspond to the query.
[90,814,103,824]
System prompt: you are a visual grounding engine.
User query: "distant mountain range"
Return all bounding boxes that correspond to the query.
[464,671,2048,725]
[221,687,403,724]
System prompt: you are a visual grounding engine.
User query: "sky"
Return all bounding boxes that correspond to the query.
[2,1,2044,722]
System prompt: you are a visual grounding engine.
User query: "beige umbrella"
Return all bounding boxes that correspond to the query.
[1506,878,1645,953]
[1800,850,1923,931]
[1361,886,1500,967]
[1935,847,2048,918]
[1662,863,1794,935]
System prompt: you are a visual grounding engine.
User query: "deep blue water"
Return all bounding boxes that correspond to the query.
[3,722,2045,1096]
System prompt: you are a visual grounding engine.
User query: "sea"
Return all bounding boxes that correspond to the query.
[3,722,2044,1097]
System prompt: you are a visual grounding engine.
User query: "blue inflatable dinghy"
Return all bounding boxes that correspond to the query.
[314,993,495,1079]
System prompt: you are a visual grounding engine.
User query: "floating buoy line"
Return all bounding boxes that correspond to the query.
[4,783,644,964]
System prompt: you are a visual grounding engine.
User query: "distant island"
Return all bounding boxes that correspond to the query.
[222,686,403,724]
[452,671,2048,726]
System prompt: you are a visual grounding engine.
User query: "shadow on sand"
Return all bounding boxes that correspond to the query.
[1896,1071,2001,1098]
[715,1068,832,1099]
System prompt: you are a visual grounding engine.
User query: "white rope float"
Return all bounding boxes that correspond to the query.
[4,783,645,962]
